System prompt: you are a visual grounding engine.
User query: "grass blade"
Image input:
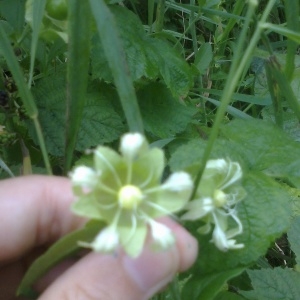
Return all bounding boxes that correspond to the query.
[267,56,300,122]
[89,0,144,133]
[284,0,300,80]
[28,0,47,87]
[64,0,91,173]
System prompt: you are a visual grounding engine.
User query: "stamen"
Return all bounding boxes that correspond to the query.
[139,164,155,189]
[144,201,176,219]
[95,151,122,187]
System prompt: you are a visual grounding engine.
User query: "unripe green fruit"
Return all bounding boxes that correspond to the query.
[46,0,68,21]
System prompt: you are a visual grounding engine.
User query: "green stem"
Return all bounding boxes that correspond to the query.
[191,0,276,199]
[0,23,52,175]
[148,0,155,33]
[155,0,165,33]
[265,60,283,127]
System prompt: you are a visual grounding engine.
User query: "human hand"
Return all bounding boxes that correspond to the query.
[0,175,198,300]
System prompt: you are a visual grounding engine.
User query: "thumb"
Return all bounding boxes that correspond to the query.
[38,219,198,300]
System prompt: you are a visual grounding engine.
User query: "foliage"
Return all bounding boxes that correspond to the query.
[0,0,300,299]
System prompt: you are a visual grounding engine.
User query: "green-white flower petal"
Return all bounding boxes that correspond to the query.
[120,132,148,160]
[72,193,107,220]
[94,146,124,187]
[161,172,193,192]
[91,226,119,253]
[147,172,193,217]
[197,222,211,234]
[70,166,99,189]
[149,220,175,249]
[212,224,244,251]
[181,198,214,220]
[131,148,164,188]
[120,222,148,258]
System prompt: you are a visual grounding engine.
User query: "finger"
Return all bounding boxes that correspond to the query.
[38,218,198,300]
[0,175,84,262]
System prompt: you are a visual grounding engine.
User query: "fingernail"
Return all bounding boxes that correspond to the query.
[122,247,178,297]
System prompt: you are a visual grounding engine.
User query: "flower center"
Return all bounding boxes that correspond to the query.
[213,189,227,207]
[118,185,143,210]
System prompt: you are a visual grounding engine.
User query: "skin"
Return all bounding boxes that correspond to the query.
[0,175,198,300]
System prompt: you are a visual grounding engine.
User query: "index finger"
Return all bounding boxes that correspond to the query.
[0,175,84,262]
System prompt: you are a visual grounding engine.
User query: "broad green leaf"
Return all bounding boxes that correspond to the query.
[90,6,193,98]
[221,119,300,178]
[215,291,246,300]
[240,267,300,300]
[147,38,193,97]
[28,74,125,156]
[181,268,245,300]
[0,0,25,33]
[195,43,213,74]
[137,83,196,138]
[262,106,300,142]
[287,216,300,267]
[76,89,125,152]
[169,138,244,173]
[89,0,144,133]
[17,220,104,297]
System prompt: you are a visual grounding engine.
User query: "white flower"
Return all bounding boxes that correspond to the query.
[71,132,193,257]
[182,159,246,251]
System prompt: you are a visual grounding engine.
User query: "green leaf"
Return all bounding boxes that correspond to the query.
[89,0,144,133]
[181,268,245,300]
[28,74,125,156]
[262,106,300,142]
[17,220,104,297]
[287,216,300,267]
[64,0,91,172]
[90,6,193,98]
[76,86,125,152]
[137,82,196,138]
[221,119,300,178]
[195,42,213,74]
[215,291,246,300]
[147,38,193,97]
[169,138,244,173]
[240,268,300,300]
[0,0,25,33]
[262,23,300,44]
